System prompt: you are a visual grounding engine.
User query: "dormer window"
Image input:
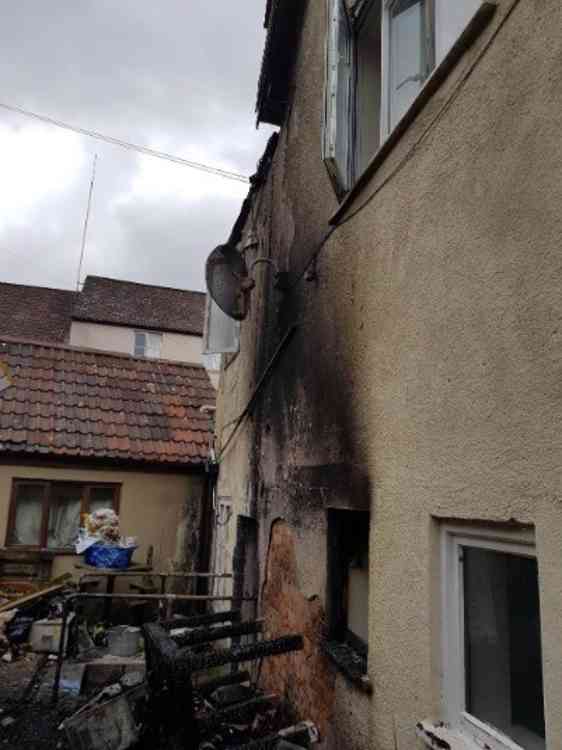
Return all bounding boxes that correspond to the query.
[134,330,162,359]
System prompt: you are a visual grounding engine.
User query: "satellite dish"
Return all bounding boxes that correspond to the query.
[205,243,253,321]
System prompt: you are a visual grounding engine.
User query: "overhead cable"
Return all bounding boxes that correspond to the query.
[0,100,250,183]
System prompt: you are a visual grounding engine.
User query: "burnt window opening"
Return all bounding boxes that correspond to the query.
[327,509,370,653]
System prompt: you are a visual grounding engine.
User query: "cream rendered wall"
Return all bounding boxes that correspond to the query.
[69,320,203,365]
[0,464,204,582]
[215,0,562,748]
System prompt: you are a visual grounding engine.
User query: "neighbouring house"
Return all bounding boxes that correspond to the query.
[0,337,215,585]
[211,2,562,750]
[0,275,218,383]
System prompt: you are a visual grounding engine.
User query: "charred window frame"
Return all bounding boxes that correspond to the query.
[327,509,370,654]
[7,479,120,552]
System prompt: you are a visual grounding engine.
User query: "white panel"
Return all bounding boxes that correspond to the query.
[389,0,425,130]
[203,296,240,355]
[322,0,353,193]
[435,0,481,63]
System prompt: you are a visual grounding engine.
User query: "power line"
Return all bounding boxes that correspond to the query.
[0,100,250,184]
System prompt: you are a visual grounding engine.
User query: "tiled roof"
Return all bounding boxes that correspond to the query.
[0,338,215,467]
[73,276,206,336]
[0,282,76,343]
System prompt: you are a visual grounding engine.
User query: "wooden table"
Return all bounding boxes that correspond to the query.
[74,562,153,622]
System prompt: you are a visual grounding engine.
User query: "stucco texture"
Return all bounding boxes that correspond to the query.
[215,0,562,748]
[0,464,205,583]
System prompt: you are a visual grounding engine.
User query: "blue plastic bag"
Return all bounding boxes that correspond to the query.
[84,543,136,569]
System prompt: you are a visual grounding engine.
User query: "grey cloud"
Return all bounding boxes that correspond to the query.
[0,0,273,290]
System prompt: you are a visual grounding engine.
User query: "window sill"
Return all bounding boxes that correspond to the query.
[417,721,478,750]
[323,640,372,694]
[330,0,497,226]
[1,547,76,557]
[416,719,529,750]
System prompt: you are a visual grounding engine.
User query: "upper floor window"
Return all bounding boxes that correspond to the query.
[134,331,162,359]
[323,0,483,195]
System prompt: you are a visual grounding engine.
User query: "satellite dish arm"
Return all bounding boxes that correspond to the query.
[250,257,277,273]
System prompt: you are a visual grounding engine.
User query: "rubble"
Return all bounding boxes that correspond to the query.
[0,588,318,750]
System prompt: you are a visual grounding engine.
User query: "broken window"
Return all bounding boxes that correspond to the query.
[8,480,120,550]
[327,509,370,652]
[442,525,545,750]
[134,330,162,359]
[323,0,483,194]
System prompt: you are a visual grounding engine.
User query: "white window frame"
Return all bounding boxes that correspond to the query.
[134,330,162,359]
[323,0,493,194]
[441,523,541,750]
[323,0,353,194]
[380,0,435,139]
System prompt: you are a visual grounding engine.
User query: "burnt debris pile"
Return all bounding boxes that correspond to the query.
[141,610,317,750]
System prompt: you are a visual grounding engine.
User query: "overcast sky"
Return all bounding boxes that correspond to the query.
[0,1,274,292]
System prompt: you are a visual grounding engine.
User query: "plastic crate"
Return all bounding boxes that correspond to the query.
[84,543,136,569]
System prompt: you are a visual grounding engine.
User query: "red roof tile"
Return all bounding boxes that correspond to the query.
[0,338,215,467]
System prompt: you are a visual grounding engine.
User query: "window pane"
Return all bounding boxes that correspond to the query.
[134,332,146,357]
[347,523,369,644]
[203,297,240,355]
[464,547,545,749]
[10,484,44,546]
[89,486,116,514]
[355,1,382,175]
[145,333,162,359]
[435,0,480,63]
[389,0,426,130]
[48,484,82,549]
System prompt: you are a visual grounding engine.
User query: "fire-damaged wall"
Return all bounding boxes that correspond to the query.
[214,1,374,739]
[215,0,562,748]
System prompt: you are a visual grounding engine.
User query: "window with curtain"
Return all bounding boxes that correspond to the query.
[8,480,120,550]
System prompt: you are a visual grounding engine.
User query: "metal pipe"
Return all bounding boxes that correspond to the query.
[196,669,251,697]
[65,592,255,602]
[178,634,304,674]
[78,571,233,579]
[161,608,241,630]
[172,620,263,648]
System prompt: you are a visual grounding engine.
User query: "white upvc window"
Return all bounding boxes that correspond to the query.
[383,0,434,134]
[323,0,485,194]
[202,296,240,357]
[440,524,545,750]
[134,330,162,359]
